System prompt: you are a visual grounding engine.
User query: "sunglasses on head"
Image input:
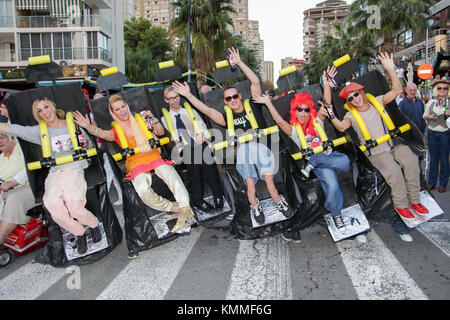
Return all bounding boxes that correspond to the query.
[225,93,240,102]
[437,87,448,91]
[347,91,360,102]
[296,107,310,113]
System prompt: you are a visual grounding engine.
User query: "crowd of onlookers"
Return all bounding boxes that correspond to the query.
[396,72,449,193]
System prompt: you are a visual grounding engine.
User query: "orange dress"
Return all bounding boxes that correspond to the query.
[111,128,174,180]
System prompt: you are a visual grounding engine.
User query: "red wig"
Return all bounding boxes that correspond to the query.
[289,93,317,135]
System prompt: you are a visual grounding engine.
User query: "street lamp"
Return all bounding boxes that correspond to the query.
[188,0,191,82]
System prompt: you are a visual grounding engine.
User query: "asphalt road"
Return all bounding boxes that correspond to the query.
[0,185,449,304]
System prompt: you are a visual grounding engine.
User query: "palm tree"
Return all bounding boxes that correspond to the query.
[346,0,433,53]
[170,0,235,77]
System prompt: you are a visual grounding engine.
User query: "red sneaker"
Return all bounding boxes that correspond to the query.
[395,207,415,220]
[411,203,429,216]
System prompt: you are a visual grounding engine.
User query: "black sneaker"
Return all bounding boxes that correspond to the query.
[281,230,301,243]
[76,233,88,255]
[214,196,224,210]
[332,214,346,233]
[89,225,102,244]
[251,200,265,224]
[301,163,314,178]
[128,250,139,259]
[275,195,292,218]
[281,230,292,242]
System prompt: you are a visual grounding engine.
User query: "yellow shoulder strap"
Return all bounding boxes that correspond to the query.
[312,119,329,143]
[243,99,259,130]
[162,108,184,145]
[134,113,155,141]
[224,105,235,137]
[184,102,211,140]
[344,103,372,142]
[111,121,129,149]
[366,93,395,131]
[38,119,51,158]
[294,124,309,150]
[65,112,81,151]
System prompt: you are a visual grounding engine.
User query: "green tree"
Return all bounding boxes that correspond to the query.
[230,35,261,74]
[346,0,433,53]
[170,0,236,77]
[125,47,158,83]
[124,17,172,61]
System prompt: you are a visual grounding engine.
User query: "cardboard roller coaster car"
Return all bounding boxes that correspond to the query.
[146,61,233,226]
[6,80,122,267]
[25,55,63,84]
[196,60,300,240]
[270,65,369,242]
[89,67,201,257]
[329,69,443,228]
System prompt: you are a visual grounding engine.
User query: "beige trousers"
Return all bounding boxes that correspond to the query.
[369,144,421,209]
[132,164,190,212]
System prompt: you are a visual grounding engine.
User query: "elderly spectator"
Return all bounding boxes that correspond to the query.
[398,83,426,135]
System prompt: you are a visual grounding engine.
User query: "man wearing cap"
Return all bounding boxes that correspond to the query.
[324,52,429,242]
[0,118,36,246]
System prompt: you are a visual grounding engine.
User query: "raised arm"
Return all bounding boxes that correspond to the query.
[253,94,292,136]
[228,47,262,97]
[172,81,226,127]
[72,111,115,142]
[322,66,337,105]
[378,52,403,105]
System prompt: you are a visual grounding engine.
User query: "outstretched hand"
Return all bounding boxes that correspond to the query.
[378,52,395,71]
[172,80,191,97]
[72,111,91,129]
[227,47,241,65]
[252,93,271,105]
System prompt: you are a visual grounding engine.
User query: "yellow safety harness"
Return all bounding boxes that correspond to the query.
[213,99,279,151]
[111,114,170,161]
[27,112,98,171]
[291,119,348,160]
[162,102,211,146]
[344,93,410,153]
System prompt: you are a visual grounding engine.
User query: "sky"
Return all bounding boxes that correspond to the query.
[248,0,351,80]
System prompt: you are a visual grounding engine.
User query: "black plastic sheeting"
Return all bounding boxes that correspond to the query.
[7,83,122,267]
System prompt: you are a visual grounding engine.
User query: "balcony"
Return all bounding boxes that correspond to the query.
[16,15,112,35]
[0,16,13,28]
[19,46,112,64]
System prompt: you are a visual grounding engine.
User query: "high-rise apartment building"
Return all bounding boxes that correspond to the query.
[303,0,349,61]
[247,20,263,71]
[281,57,305,70]
[263,60,274,85]
[133,0,174,30]
[229,0,249,41]
[0,0,125,73]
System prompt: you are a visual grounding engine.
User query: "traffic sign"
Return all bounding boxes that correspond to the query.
[417,64,434,80]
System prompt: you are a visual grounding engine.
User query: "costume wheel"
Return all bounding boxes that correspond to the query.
[0,248,15,267]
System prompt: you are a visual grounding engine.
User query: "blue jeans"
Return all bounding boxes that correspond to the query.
[308,151,351,217]
[236,141,275,183]
[427,130,449,188]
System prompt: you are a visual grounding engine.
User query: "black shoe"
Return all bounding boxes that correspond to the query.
[214,196,224,210]
[282,230,301,243]
[76,233,88,255]
[195,201,214,212]
[275,195,292,218]
[332,214,346,233]
[251,201,265,224]
[90,225,102,244]
[128,250,139,259]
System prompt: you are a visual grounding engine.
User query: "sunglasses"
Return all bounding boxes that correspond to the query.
[225,94,240,102]
[165,95,180,101]
[437,87,448,91]
[347,91,360,102]
[296,107,310,113]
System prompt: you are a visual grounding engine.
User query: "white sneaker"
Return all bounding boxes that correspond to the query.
[355,234,367,243]
[398,233,413,242]
[301,163,315,178]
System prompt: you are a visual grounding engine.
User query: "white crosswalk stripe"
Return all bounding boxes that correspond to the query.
[96,227,203,300]
[417,221,450,258]
[1,221,449,300]
[226,236,292,300]
[336,230,428,300]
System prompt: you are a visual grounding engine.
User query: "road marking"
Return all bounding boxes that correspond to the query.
[96,227,203,300]
[0,264,66,299]
[336,230,428,300]
[417,221,450,258]
[226,236,292,300]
